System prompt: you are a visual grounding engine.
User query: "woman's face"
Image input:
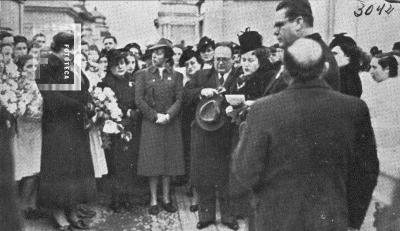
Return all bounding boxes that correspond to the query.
[370,57,388,82]
[1,45,13,64]
[241,50,260,76]
[173,47,183,66]
[81,55,88,71]
[29,47,40,59]
[269,48,283,64]
[111,59,127,77]
[23,58,38,75]
[0,54,5,73]
[88,50,99,62]
[200,46,215,62]
[99,57,108,71]
[185,57,201,76]
[152,48,166,67]
[14,42,28,58]
[126,55,137,74]
[332,46,349,68]
[129,48,141,59]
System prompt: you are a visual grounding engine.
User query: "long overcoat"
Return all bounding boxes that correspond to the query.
[231,79,379,231]
[0,108,21,231]
[185,67,237,187]
[38,54,96,209]
[102,72,146,195]
[135,66,184,176]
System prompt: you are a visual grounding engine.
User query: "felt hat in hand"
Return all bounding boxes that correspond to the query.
[195,94,226,132]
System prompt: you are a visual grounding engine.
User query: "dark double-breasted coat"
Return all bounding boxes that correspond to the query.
[135,66,184,176]
[231,79,379,231]
[263,33,341,96]
[185,67,237,187]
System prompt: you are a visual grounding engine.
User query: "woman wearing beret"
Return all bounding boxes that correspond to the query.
[38,32,97,230]
[135,38,184,215]
[102,49,147,212]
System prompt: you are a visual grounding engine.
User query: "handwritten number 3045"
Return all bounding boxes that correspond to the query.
[354,3,394,17]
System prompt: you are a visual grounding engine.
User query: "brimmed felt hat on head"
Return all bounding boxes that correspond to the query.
[149,38,173,51]
[238,28,263,54]
[195,94,226,132]
[197,36,215,52]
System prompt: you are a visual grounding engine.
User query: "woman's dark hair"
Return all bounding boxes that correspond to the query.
[97,52,107,63]
[179,46,203,68]
[126,52,140,73]
[370,46,382,57]
[16,54,34,72]
[377,54,398,77]
[106,49,128,72]
[80,52,89,71]
[28,42,41,53]
[124,43,142,57]
[103,35,117,44]
[88,45,100,56]
[329,33,361,70]
[14,35,28,46]
[51,32,74,53]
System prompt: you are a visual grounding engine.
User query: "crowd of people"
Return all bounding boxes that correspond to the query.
[1,0,400,230]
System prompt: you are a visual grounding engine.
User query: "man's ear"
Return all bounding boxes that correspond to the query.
[295,16,304,31]
[321,62,330,77]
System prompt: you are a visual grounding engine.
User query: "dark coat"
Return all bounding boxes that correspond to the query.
[340,65,363,98]
[230,66,276,100]
[102,72,146,194]
[135,66,184,176]
[232,79,379,231]
[185,67,237,187]
[0,108,21,231]
[263,33,341,96]
[38,54,96,209]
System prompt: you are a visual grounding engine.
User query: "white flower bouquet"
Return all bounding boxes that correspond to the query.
[0,71,42,120]
[90,87,132,148]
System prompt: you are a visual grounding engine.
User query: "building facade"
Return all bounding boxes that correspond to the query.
[0,0,108,47]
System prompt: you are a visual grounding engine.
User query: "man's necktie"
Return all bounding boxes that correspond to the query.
[219,74,224,86]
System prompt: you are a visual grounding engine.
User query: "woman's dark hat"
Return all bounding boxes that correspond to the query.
[238,28,263,54]
[195,94,226,132]
[329,33,357,49]
[149,38,173,51]
[197,36,215,52]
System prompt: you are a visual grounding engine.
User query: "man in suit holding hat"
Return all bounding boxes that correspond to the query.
[232,38,379,231]
[264,0,341,96]
[185,42,239,230]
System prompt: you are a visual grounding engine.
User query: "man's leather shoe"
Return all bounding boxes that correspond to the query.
[222,221,239,230]
[196,220,215,229]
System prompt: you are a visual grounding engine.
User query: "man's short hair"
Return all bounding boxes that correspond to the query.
[284,38,325,82]
[103,35,117,44]
[276,0,314,27]
[32,33,46,41]
[14,35,28,46]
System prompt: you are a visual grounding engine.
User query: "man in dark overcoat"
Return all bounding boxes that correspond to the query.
[231,38,379,231]
[185,42,239,230]
[264,0,341,96]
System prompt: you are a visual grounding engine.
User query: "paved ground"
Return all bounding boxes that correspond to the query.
[23,186,376,231]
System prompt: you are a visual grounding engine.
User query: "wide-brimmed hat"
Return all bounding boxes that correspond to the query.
[238,28,263,54]
[149,38,173,51]
[195,94,226,132]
